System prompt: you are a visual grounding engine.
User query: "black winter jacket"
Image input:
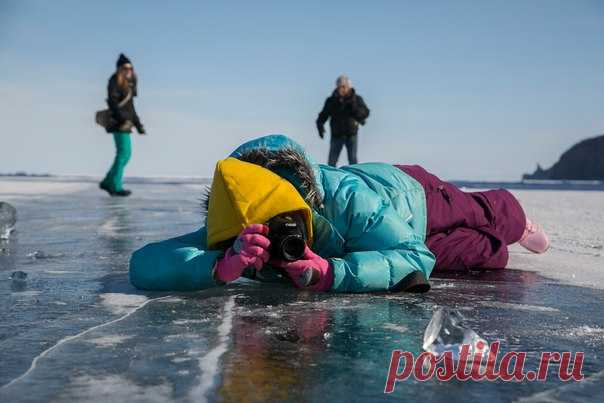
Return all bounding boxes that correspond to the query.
[105,73,143,133]
[316,88,370,138]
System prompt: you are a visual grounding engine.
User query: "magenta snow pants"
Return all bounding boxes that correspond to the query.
[396,165,526,272]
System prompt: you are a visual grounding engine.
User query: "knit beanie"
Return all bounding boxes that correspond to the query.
[116,53,132,69]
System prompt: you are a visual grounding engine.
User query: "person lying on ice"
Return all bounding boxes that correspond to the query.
[129,135,549,293]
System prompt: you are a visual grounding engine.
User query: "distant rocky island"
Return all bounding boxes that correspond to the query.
[523,134,604,181]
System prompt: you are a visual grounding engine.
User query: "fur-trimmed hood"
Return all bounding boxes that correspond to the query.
[202,146,323,216]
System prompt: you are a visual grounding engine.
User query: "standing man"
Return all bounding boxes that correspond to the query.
[316,75,370,167]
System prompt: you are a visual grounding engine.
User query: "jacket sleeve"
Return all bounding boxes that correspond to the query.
[131,105,143,129]
[350,95,369,124]
[130,77,143,129]
[329,243,435,293]
[316,97,331,129]
[325,180,435,293]
[129,227,224,291]
[107,77,127,121]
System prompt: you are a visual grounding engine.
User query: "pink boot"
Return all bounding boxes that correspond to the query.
[518,218,550,254]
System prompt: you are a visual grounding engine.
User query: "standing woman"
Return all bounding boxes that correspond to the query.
[99,53,146,197]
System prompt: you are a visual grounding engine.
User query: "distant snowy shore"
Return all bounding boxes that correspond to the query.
[1,174,602,190]
[0,174,211,186]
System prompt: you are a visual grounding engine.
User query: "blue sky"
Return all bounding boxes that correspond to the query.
[1,0,603,180]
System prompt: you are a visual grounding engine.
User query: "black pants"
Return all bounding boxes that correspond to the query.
[328,135,358,166]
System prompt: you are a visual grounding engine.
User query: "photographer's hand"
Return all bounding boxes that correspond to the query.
[214,224,271,282]
[271,245,333,291]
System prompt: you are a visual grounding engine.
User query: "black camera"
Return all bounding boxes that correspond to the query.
[267,213,307,261]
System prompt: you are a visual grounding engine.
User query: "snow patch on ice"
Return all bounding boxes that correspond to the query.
[514,369,604,403]
[163,334,200,342]
[171,357,192,363]
[86,335,132,348]
[432,282,457,289]
[383,323,408,333]
[509,190,604,290]
[99,293,149,315]
[565,325,604,338]
[60,374,172,403]
[156,296,185,303]
[480,301,559,313]
[172,318,210,325]
[0,180,92,200]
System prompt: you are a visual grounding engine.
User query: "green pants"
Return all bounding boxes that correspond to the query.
[101,132,132,192]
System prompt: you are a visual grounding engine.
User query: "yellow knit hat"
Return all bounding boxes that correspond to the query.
[206,157,313,249]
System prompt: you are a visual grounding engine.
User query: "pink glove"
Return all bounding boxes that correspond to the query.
[214,224,271,283]
[271,245,333,291]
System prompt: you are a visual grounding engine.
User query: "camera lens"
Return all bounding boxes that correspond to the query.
[280,235,306,261]
[267,213,308,261]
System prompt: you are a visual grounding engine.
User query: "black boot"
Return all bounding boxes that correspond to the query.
[113,189,132,197]
[391,271,431,293]
[99,183,131,197]
[99,182,115,196]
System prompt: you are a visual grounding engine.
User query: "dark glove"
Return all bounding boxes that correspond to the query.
[317,125,325,139]
[136,124,146,135]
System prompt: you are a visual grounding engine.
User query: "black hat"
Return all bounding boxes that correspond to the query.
[116,53,132,69]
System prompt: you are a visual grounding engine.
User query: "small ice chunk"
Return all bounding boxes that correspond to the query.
[10,271,28,291]
[10,270,28,282]
[422,308,489,361]
[27,250,64,259]
[99,293,148,315]
[0,201,17,240]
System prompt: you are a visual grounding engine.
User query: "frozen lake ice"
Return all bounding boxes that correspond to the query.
[0,177,603,402]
